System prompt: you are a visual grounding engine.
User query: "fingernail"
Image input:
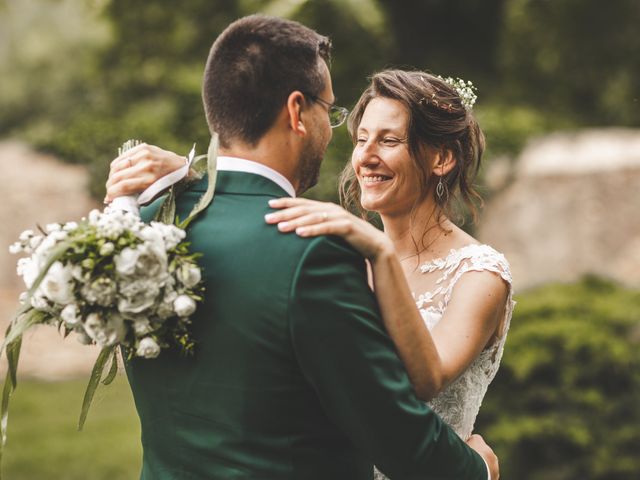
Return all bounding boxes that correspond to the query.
[268,199,279,206]
[296,227,307,236]
[277,222,290,230]
[264,213,275,222]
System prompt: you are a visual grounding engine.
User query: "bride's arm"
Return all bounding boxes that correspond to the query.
[266,197,508,401]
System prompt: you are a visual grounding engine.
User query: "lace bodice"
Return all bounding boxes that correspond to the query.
[417,243,514,440]
[374,244,514,480]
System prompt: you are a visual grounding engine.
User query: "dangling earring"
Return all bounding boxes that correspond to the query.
[436,176,446,199]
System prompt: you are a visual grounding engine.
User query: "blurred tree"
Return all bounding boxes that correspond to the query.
[499,0,640,126]
[476,277,640,479]
[2,0,640,200]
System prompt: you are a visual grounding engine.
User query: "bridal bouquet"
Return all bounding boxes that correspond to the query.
[0,136,218,472]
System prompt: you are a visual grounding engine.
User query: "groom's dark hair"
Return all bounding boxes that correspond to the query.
[203,15,332,148]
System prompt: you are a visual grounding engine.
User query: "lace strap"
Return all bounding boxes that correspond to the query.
[440,244,513,304]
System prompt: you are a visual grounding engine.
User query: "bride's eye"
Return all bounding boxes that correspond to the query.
[381,137,400,146]
[356,137,367,144]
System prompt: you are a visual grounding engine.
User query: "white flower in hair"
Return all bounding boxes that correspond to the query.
[437,75,478,109]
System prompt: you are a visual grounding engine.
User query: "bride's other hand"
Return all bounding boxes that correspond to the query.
[104,143,187,203]
[466,434,499,479]
[266,197,393,261]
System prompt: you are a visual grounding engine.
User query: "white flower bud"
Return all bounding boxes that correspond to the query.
[173,294,196,317]
[133,319,153,336]
[177,263,201,288]
[45,223,62,233]
[99,242,115,256]
[9,242,22,254]
[19,230,34,242]
[61,304,79,326]
[136,337,160,359]
[76,331,93,345]
[29,236,43,250]
[88,209,101,225]
[63,222,78,232]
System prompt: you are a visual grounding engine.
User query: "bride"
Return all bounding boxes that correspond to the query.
[106,69,513,477]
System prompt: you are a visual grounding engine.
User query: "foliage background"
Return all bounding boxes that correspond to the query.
[1,0,639,478]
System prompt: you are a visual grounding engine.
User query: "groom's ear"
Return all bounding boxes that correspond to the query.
[286,91,307,137]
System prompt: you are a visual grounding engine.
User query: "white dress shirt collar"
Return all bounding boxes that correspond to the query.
[217,156,296,198]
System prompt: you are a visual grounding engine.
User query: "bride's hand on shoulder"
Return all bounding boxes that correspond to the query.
[104,143,187,203]
[265,197,393,261]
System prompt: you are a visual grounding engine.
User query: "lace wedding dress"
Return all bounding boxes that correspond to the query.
[374,244,515,480]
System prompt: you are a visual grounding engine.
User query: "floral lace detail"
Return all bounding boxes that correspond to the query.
[374,244,514,480]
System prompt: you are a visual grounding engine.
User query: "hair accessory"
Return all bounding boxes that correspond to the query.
[437,76,478,110]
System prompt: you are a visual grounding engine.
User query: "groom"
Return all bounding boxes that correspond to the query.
[117,14,498,479]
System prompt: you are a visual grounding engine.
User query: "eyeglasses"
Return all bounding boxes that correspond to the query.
[303,92,349,128]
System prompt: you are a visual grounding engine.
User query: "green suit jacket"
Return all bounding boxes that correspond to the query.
[127,170,487,479]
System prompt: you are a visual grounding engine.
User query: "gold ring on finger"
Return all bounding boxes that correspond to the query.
[322,212,329,221]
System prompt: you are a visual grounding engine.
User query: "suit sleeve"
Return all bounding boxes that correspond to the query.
[288,236,487,480]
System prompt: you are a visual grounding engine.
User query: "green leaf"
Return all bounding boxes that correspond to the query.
[0,334,24,478]
[78,346,114,431]
[179,133,218,230]
[1,309,46,360]
[101,349,119,386]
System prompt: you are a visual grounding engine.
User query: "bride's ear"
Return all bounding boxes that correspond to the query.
[286,91,307,137]
[432,149,456,176]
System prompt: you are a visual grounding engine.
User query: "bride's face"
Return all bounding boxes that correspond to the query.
[351,97,424,216]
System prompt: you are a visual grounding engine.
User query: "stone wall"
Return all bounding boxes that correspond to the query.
[478,129,640,291]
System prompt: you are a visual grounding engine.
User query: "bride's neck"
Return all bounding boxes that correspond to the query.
[380,200,450,261]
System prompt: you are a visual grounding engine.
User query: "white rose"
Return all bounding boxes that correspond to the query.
[173,294,196,317]
[177,264,201,289]
[63,221,78,232]
[99,242,115,256]
[41,261,74,304]
[136,337,160,359]
[61,304,80,326]
[114,247,140,276]
[83,312,126,347]
[132,318,153,336]
[118,279,160,314]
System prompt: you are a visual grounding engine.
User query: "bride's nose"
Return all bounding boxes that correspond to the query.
[353,143,381,168]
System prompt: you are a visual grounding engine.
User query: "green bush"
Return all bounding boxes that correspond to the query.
[476,277,640,480]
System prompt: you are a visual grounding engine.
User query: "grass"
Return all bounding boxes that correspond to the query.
[2,375,141,480]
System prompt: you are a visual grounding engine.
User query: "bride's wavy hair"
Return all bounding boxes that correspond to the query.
[339,70,485,231]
